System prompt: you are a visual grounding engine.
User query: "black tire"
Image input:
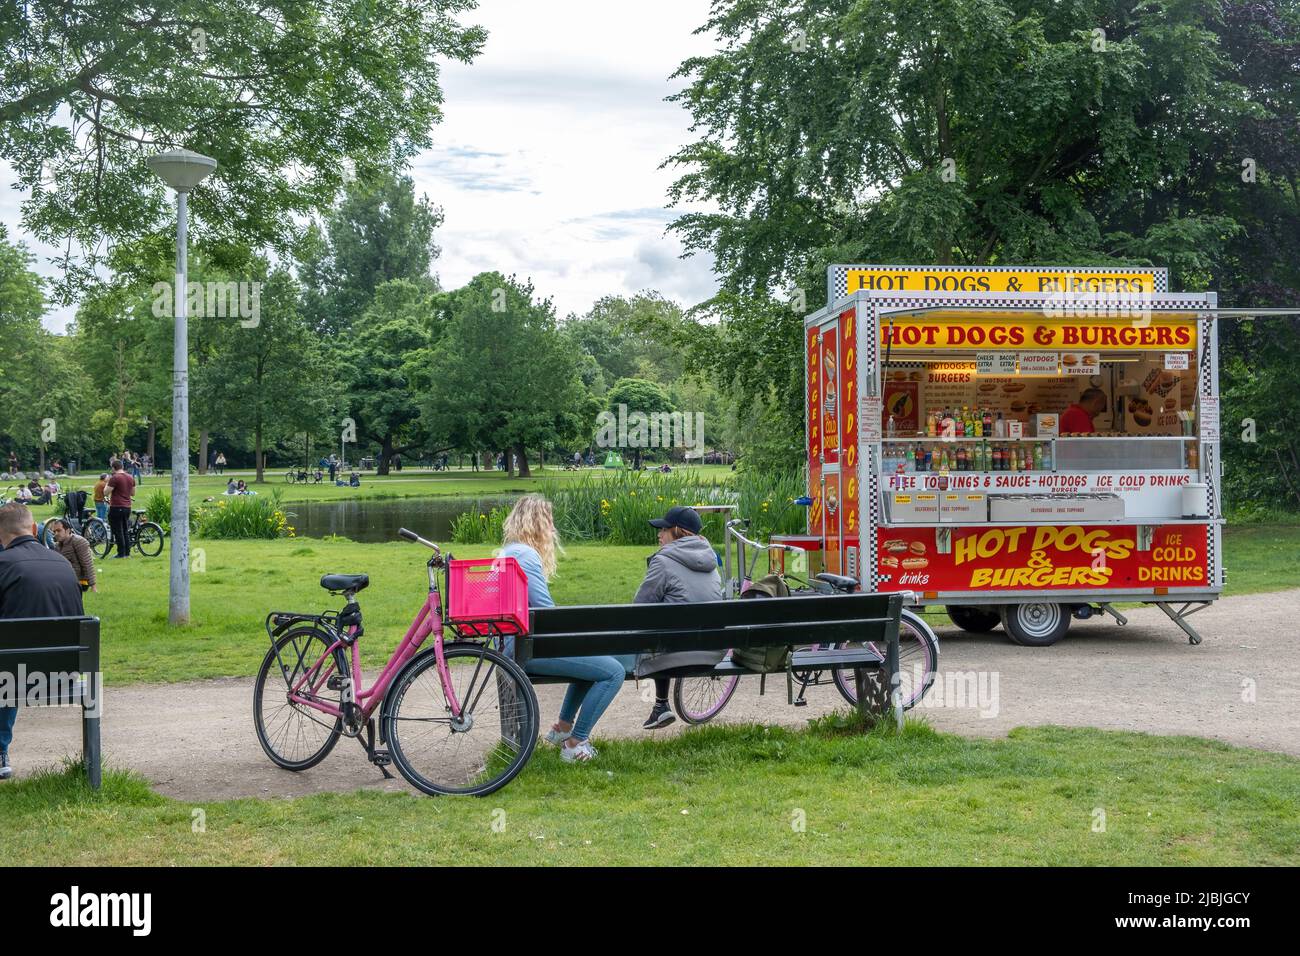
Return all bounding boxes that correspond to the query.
[84,517,110,555]
[134,521,165,557]
[1000,603,1071,646]
[382,644,539,797]
[284,471,296,483]
[253,628,344,771]
[833,610,940,710]
[945,604,1001,633]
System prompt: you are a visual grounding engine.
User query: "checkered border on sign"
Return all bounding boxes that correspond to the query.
[1200,313,1217,585]
[828,264,1169,306]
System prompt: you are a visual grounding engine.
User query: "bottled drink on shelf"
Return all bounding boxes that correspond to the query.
[1033,444,1044,470]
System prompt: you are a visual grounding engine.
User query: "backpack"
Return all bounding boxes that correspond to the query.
[730,574,793,672]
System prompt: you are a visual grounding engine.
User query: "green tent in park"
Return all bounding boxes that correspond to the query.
[603,451,625,469]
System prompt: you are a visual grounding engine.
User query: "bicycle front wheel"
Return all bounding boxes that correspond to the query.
[673,674,740,724]
[383,644,538,797]
[135,521,165,557]
[834,610,939,711]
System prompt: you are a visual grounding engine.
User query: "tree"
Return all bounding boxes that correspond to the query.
[336,279,436,474]
[1,0,484,298]
[298,173,444,333]
[416,273,593,477]
[603,378,674,469]
[664,0,1300,469]
[201,267,331,481]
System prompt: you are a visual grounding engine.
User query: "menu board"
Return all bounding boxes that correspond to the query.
[1121,357,1193,436]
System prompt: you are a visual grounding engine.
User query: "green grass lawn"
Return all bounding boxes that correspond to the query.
[24,464,735,506]
[81,538,653,684]
[4,722,1297,865]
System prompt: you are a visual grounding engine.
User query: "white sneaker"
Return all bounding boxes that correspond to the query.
[543,728,572,747]
[560,739,597,762]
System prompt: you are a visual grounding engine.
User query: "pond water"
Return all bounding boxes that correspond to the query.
[286,496,515,543]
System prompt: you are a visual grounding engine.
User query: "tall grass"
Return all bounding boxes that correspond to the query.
[449,468,810,546]
[194,489,296,539]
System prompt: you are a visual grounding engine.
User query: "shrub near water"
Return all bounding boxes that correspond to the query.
[450,505,509,544]
[194,489,296,539]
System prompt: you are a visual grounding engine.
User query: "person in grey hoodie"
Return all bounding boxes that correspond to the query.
[633,506,724,729]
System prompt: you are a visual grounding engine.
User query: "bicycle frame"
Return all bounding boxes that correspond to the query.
[277,538,468,726]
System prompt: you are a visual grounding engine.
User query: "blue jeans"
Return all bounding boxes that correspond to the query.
[0,706,15,752]
[96,502,107,521]
[525,656,626,742]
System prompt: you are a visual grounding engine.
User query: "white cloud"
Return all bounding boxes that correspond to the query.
[1,0,720,330]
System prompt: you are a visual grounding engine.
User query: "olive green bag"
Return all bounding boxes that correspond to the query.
[731,574,793,672]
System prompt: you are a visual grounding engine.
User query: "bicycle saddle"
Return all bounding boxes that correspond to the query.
[815,572,859,591]
[320,573,369,594]
[132,509,147,515]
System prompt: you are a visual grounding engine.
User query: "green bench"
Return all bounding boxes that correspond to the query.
[513,592,905,727]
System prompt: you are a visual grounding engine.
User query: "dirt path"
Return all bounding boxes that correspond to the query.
[10,590,1300,801]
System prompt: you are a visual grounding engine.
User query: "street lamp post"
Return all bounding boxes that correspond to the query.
[147,148,217,627]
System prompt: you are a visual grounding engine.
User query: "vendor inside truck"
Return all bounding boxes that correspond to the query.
[1059,387,1108,434]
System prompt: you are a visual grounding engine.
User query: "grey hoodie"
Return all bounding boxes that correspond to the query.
[631,534,725,678]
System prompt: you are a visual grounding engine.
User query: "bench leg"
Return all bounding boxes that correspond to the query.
[854,668,889,728]
[81,711,101,790]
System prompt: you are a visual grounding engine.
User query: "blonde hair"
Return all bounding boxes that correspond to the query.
[502,494,562,578]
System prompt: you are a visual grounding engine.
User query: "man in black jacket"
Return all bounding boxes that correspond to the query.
[0,503,85,780]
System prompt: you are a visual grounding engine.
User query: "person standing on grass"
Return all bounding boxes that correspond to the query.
[502,494,624,763]
[48,518,96,593]
[632,506,725,730]
[93,473,109,521]
[105,458,136,558]
[0,503,86,781]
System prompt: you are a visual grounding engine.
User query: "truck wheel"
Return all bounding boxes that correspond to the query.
[945,605,1001,633]
[1000,603,1071,646]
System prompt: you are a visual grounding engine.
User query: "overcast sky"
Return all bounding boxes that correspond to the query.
[0,0,720,332]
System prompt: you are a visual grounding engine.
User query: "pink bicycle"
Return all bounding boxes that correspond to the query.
[253,529,539,796]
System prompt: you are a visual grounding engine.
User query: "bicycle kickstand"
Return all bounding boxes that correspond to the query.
[360,718,395,780]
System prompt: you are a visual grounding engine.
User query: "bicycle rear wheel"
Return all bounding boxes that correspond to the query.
[383,644,538,797]
[253,628,344,770]
[135,521,165,557]
[672,674,740,724]
[833,611,939,711]
[84,517,110,554]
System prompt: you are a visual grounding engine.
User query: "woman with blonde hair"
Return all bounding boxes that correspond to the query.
[501,494,625,763]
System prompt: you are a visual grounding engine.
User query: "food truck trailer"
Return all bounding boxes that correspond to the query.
[775,264,1223,646]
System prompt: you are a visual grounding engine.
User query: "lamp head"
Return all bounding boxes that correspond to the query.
[147,148,217,192]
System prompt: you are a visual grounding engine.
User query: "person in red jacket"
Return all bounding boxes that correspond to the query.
[1060,388,1108,434]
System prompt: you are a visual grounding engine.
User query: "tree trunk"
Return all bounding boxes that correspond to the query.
[377,434,393,475]
[147,419,156,463]
[198,428,209,475]
[255,423,265,483]
[515,443,531,478]
[38,445,46,473]
[482,451,493,471]
[502,449,513,478]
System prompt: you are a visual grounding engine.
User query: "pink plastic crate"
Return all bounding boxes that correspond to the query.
[446,557,530,635]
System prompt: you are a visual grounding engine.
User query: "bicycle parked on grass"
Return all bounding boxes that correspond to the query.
[92,509,165,559]
[670,519,940,724]
[284,467,324,484]
[253,528,540,797]
[38,491,110,553]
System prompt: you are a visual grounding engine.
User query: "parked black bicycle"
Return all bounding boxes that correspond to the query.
[285,467,324,484]
[94,509,165,558]
[41,491,110,553]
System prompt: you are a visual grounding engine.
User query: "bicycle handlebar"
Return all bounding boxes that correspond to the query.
[398,527,441,553]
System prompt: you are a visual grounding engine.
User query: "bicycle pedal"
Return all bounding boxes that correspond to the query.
[369,750,391,766]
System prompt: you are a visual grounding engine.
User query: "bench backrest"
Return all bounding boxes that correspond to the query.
[0,616,100,707]
[520,593,903,662]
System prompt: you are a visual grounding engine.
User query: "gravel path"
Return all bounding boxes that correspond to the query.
[9,590,1299,801]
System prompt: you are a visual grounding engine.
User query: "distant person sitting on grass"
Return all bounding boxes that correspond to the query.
[503,494,624,764]
[0,502,86,781]
[225,480,238,495]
